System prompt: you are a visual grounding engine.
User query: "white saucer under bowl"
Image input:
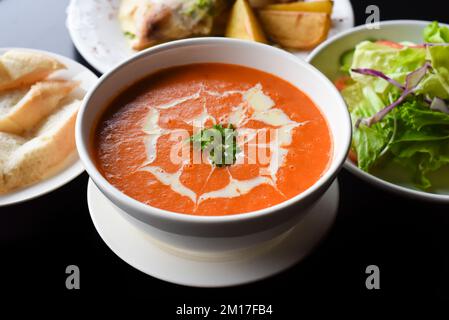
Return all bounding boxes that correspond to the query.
[87,178,340,287]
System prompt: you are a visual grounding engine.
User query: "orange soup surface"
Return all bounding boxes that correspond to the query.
[94,64,332,216]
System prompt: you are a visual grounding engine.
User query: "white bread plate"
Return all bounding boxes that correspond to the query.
[0,48,98,206]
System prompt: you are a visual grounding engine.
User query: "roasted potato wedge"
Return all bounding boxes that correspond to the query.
[226,0,267,43]
[258,11,331,49]
[264,0,334,14]
[248,0,277,8]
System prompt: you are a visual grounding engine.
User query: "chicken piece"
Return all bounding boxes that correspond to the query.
[120,0,230,50]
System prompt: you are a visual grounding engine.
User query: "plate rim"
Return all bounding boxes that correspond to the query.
[0,47,97,207]
[344,160,449,203]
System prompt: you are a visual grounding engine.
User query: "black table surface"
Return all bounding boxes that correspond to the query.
[0,0,448,310]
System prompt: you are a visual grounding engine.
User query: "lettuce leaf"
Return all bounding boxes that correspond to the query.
[384,100,449,189]
[423,21,449,43]
[417,46,449,99]
[342,84,392,171]
[417,73,449,99]
[352,123,390,171]
[342,82,385,114]
[390,140,449,189]
[396,99,449,130]
[350,41,426,95]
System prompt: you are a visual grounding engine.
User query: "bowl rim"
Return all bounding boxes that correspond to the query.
[76,37,352,223]
[307,19,449,203]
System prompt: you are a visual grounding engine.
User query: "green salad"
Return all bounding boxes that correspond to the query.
[337,22,449,190]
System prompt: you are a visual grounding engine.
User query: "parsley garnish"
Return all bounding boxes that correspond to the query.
[190,124,238,167]
[124,31,136,39]
[197,0,213,10]
[184,0,215,17]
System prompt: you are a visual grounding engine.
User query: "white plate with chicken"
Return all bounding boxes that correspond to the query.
[66,0,354,74]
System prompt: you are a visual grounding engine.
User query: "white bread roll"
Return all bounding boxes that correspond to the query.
[0,80,78,134]
[0,50,65,92]
[0,132,26,193]
[0,99,81,193]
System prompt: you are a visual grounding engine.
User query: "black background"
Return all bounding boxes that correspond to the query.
[0,0,448,312]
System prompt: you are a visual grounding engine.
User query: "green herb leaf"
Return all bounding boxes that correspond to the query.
[183,0,216,18]
[190,124,238,167]
[124,31,136,39]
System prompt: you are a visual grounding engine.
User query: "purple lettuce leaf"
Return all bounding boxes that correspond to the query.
[357,90,414,127]
[351,68,405,90]
[355,61,437,127]
[405,61,432,91]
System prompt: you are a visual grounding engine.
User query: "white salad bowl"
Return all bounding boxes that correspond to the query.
[308,20,449,203]
[76,38,351,254]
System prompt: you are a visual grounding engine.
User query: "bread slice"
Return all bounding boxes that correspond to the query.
[0,132,26,193]
[0,80,78,134]
[0,99,81,193]
[0,50,65,92]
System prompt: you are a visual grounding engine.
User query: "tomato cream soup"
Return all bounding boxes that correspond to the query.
[94,64,332,216]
